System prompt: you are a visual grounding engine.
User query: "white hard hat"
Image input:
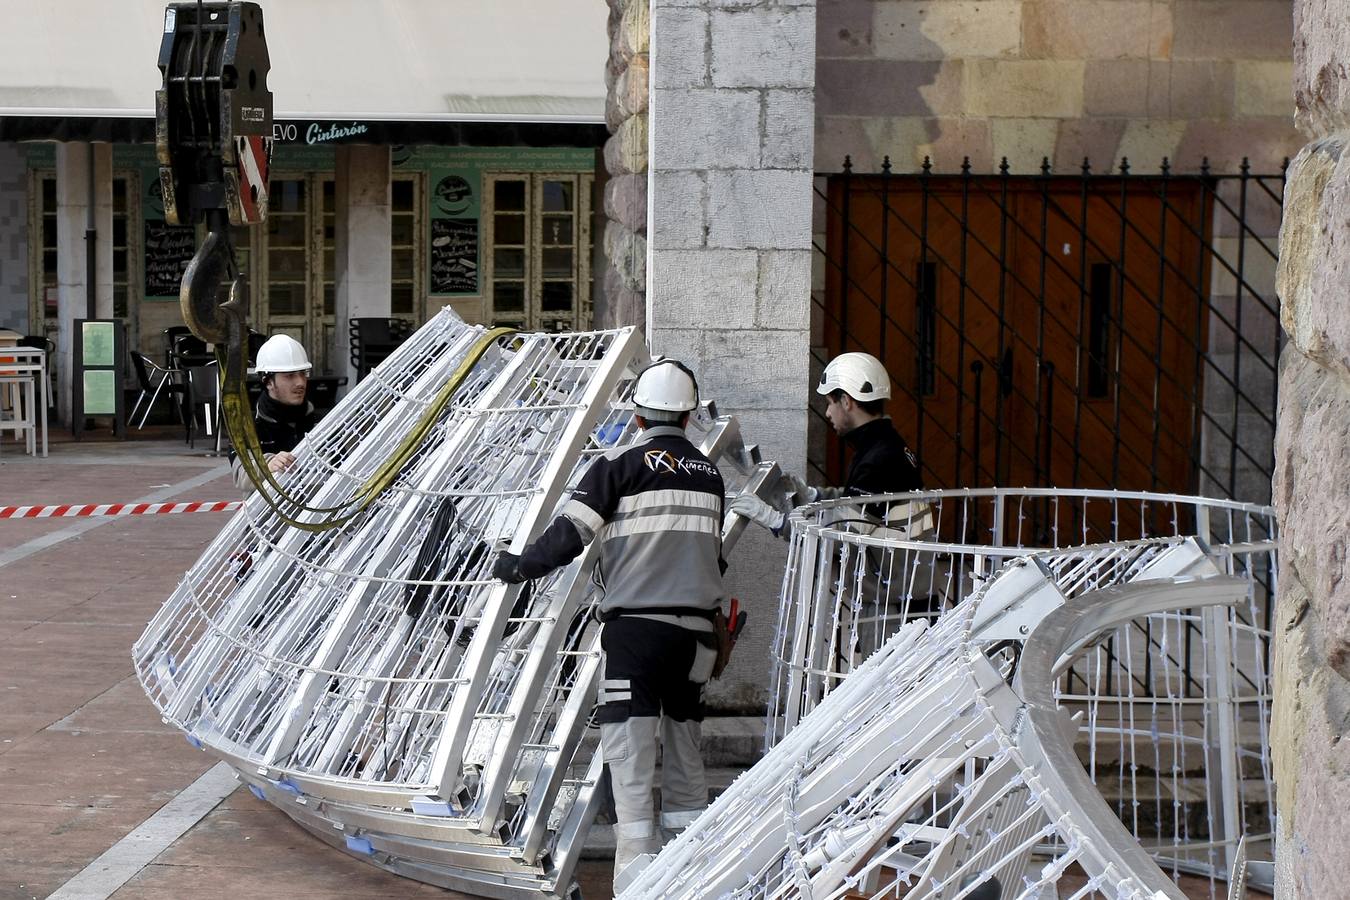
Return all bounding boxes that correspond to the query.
[632,359,699,414]
[817,351,891,402]
[254,334,312,374]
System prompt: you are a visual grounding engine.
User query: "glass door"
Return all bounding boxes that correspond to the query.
[262,177,309,348]
[484,173,592,331]
[29,172,57,343]
[255,174,337,373]
[391,174,421,324]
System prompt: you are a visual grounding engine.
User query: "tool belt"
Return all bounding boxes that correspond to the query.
[595,605,718,623]
[595,605,736,681]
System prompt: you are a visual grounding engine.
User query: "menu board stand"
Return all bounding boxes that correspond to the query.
[429,218,479,294]
[73,319,126,439]
[143,219,196,299]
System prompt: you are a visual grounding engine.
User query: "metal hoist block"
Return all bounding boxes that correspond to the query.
[156,2,273,228]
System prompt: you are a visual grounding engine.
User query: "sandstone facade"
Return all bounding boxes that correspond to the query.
[817,0,1304,173]
[1271,0,1350,893]
[595,0,651,329]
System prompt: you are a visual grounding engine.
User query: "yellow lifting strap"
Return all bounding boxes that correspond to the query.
[220,326,517,533]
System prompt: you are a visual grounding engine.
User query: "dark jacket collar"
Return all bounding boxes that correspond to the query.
[841,416,893,449]
[636,424,688,442]
[257,392,314,425]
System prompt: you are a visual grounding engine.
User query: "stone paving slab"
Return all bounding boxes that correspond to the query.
[0,439,615,900]
[0,436,1255,900]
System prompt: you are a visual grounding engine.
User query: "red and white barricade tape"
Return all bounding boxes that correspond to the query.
[0,500,241,520]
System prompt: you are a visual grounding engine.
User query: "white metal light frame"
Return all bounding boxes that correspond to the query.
[623,535,1254,899]
[134,309,779,898]
[767,488,1277,889]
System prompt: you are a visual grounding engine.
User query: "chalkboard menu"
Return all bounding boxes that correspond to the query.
[144,219,196,298]
[430,218,479,294]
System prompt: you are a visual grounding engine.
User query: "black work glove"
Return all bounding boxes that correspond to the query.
[493,551,528,584]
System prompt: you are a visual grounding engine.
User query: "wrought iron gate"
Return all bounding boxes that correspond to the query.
[810,157,1286,506]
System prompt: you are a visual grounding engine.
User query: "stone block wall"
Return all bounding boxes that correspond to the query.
[810,1,1300,508]
[596,0,651,329]
[817,0,1304,173]
[1270,0,1350,893]
[0,143,29,333]
[648,0,817,708]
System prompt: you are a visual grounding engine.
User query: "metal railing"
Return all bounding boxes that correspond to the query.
[810,158,1286,505]
[764,488,1277,890]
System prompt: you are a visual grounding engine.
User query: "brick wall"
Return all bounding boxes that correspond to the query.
[817,0,1303,173]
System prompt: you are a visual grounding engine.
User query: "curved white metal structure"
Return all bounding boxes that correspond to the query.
[133,310,779,898]
[763,489,1277,891]
[622,535,1258,899]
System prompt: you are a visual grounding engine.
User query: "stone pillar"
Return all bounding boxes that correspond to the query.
[55,142,113,423]
[332,145,391,387]
[597,0,650,329]
[1270,0,1350,894]
[647,0,816,708]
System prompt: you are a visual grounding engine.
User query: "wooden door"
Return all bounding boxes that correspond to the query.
[823,176,1208,513]
[1016,185,1207,498]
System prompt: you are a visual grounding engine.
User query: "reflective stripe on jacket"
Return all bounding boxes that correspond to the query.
[519,424,726,613]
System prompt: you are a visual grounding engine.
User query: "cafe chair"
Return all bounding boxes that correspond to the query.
[185,363,221,450]
[349,317,412,383]
[162,325,192,368]
[170,333,210,369]
[306,375,349,413]
[129,351,186,429]
[19,335,56,413]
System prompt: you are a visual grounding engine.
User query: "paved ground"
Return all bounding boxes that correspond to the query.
[0,430,613,900]
[0,428,1270,900]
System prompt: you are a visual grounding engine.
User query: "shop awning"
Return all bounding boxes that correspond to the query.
[0,0,608,124]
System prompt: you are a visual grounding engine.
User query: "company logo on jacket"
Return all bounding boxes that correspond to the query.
[643,449,718,477]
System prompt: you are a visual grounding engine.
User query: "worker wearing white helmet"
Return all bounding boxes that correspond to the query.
[731,351,922,534]
[229,334,320,493]
[492,359,726,889]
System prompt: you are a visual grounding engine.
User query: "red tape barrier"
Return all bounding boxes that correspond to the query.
[0,500,242,520]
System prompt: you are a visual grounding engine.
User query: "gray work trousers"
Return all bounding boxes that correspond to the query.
[601,714,707,831]
[596,614,712,834]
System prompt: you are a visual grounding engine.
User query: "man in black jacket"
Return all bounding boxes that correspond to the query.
[229,334,320,493]
[731,351,922,534]
[492,359,723,889]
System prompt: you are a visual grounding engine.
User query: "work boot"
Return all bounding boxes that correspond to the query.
[612,820,661,892]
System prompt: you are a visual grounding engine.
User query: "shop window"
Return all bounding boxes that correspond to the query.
[29,173,133,340]
[484,173,592,331]
[38,175,57,328]
[391,176,418,319]
[112,178,130,320]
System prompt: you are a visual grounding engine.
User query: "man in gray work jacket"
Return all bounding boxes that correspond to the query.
[492,359,724,888]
